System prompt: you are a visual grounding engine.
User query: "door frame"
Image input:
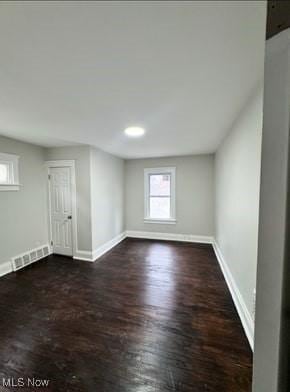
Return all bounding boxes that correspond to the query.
[45,160,78,258]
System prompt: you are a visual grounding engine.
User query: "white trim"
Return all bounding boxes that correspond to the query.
[0,152,20,191]
[0,261,13,277]
[45,160,78,259]
[0,152,19,159]
[126,230,213,244]
[73,250,94,262]
[144,218,177,225]
[212,240,254,350]
[144,167,176,221]
[73,232,127,262]
[45,160,76,168]
[92,232,126,260]
[0,184,21,191]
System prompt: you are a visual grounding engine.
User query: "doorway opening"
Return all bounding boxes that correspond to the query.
[46,160,77,257]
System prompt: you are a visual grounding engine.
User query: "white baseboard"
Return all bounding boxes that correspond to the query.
[212,240,254,350]
[126,230,213,244]
[0,260,13,277]
[92,232,126,261]
[74,250,94,262]
[74,232,126,262]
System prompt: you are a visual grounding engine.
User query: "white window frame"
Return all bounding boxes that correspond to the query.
[144,167,176,224]
[0,153,20,191]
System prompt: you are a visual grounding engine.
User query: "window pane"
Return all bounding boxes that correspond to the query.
[149,174,170,196]
[150,197,170,219]
[0,163,8,183]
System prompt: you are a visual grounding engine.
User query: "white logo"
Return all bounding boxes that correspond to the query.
[2,378,50,388]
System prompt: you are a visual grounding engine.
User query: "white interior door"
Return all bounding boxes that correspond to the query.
[48,166,73,256]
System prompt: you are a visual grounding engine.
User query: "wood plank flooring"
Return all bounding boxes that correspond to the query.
[0,238,252,391]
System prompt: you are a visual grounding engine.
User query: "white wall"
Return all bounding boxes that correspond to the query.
[45,145,125,255]
[0,135,48,265]
[125,155,214,237]
[215,87,263,342]
[253,31,290,392]
[90,147,125,250]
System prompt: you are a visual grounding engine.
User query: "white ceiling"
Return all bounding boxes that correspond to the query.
[0,1,266,158]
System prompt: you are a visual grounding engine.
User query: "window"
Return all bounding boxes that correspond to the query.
[144,167,176,223]
[0,153,20,191]
[0,163,9,183]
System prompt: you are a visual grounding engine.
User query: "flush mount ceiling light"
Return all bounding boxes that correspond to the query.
[124,126,145,137]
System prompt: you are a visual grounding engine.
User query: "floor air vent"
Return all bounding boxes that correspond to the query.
[13,257,24,270]
[12,245,51,272]
[30,251,37,262]
[43,246,49,257]
[23,254,30,266]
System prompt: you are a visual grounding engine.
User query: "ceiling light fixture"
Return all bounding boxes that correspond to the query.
[124,126,145,137]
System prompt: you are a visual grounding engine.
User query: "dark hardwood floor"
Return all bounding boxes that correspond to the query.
[0,238,252,391]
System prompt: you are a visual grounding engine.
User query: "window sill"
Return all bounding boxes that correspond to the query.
[144,218,177,225]
[0,184,21,191]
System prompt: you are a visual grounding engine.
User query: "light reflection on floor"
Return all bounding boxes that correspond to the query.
[144,243,177,310]
[128,243,178,392]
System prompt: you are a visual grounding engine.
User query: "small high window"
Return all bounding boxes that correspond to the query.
[0,153,20,191]
[144,167,176,224]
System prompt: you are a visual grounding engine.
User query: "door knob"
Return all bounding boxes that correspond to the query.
[67,215,72,220]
